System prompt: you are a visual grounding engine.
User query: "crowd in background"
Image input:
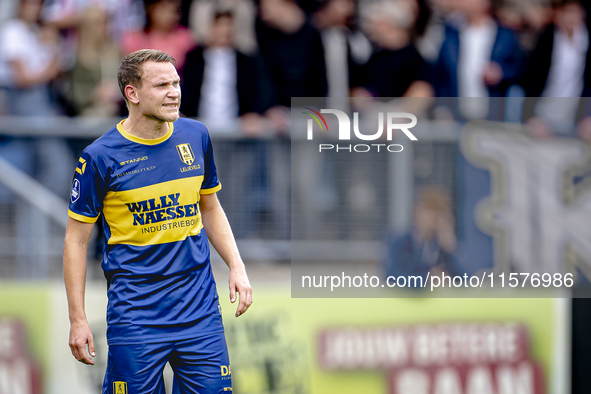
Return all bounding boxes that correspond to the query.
[0,0,590,138]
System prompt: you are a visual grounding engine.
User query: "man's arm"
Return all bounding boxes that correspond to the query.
[200,193,253,317]
[63,217,96,365]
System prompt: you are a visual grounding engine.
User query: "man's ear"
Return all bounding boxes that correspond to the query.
[125,85,140,105]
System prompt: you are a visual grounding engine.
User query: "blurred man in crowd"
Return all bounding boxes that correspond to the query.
[524,0,589,137]
[435,0,523,118]
[189,0,258,55]
[359,1,433,98]
[314,0,371,110]
[383,186,462,286]
[257,0,327,130]
[181,11,271,132]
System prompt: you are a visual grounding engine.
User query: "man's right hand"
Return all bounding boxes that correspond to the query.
[69,319,95,365]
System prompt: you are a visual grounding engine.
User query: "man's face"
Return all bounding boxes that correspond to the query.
[210,16,234,47]
[134,61,181,122]
[324,0,354,27]
[555,3,585,34]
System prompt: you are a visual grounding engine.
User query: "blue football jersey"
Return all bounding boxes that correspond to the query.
[68,118,224,345]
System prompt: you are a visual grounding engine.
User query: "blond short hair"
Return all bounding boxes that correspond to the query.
[117,49,176,102]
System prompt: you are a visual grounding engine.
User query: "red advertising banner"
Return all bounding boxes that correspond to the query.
[0,319,42,394]
[318,323,544,394]
[388,361,544,394]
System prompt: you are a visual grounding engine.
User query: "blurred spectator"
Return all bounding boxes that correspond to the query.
[69,6,121,117]
[0,0,74,191]
[256,0,328,108]
[496,2,523,31]
[313,0,371,109]
[383,186,461,285]
[523,0,589,137]
[519,2,553,52]
[358,1,433,98]
[0,0,19,23]
[412,0,444,63]
[189,0,258,55]
[40,0,142,72]
[434,0,523,104]
[181,11,271,133]
[0,0,60,116]
[0,0,74,279]
[122,0,196,72]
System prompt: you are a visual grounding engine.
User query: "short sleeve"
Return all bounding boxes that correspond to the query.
[199,132,221,195]
[1,22,26,62]
[68,151,105,223]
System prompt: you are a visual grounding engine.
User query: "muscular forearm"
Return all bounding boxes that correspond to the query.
[63,218,96,364]
[201,202,244,271]
[63,239,89,322]
[63,217,94,322]
[199,193,252,316]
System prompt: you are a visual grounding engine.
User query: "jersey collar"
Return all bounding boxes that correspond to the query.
[116,119,174,145]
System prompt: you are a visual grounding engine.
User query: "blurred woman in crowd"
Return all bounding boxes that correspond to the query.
[122,0,196,72]
[70,6,121,117]
[0,0,60,116]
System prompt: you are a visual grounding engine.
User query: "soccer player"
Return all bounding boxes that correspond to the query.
[63,49,253,394]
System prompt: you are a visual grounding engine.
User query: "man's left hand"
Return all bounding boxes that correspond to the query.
[229,267,253,317]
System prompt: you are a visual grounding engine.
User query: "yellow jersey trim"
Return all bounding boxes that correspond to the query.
[116,120,174,145]
[200,183,222,195]
[68,209,99,223]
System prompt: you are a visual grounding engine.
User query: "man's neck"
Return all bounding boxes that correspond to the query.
[123,113,170,140]
[467,13,492,27]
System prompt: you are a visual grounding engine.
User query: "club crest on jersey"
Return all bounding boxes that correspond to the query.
[177,143,194,165]
[70,179,80,203]
[114,381,127,394]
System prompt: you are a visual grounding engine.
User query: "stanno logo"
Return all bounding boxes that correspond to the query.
[114,381,127,394]
[177,143,194,165]
[303,108,418,153]
[120,156,148,166]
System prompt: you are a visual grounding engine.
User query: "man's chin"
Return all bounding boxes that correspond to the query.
[167,113,180,122]
[147,112,179,123]
[161,110,180,122]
